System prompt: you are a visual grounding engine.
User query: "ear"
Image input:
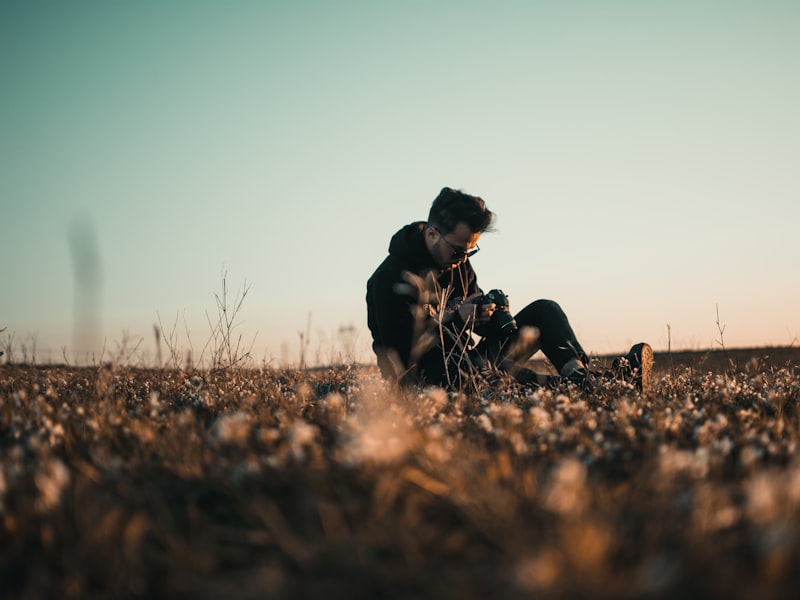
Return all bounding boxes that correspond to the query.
[423,224,439,253]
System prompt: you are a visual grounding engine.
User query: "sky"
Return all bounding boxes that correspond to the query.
[2,0,799,367]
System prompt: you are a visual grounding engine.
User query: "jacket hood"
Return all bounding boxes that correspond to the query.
[388,222,440,271]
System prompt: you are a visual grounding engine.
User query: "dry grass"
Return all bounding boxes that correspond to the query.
[1,347,800,599]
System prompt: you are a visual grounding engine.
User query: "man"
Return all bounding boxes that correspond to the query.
[366,187,653,391]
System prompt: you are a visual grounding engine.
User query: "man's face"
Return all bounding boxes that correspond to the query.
[426,222,481,270]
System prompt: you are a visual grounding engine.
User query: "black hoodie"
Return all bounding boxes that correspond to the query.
[366,222,481,383]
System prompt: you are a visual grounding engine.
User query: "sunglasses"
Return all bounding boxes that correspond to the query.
[434,227,480,259]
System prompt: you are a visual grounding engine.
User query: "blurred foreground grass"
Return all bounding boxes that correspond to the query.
[1,347,800,599]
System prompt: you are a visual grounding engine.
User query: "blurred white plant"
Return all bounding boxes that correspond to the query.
[288,420,317,461]
[543,458,588,516]
[476,413,494,433]
[745,473,783,524]
[739,445,764,470]
[345,412,412,466]
[35,458,70,511]
[48,423,65,447]
[658,446,710,480]
[321,392,347,424]
[324,392,344,412]
[210,410,251,445]
[426,387,449,407]
[422,425,451,463]
[149,391,160,418]
[529,406,552,429]
[488,403,523,426]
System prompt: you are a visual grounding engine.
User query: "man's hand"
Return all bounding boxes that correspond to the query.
[458,292,494,325]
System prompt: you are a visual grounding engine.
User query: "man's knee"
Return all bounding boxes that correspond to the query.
[516,299,565,324]
[530,299,562,313]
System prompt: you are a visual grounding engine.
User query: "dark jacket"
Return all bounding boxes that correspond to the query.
[366,222,482,385]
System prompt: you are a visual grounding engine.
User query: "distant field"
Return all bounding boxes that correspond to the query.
[654,346,800,372]
[1,347,799,598]
[529,345,800,376]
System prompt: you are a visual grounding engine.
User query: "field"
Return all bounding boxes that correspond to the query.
[2,346,800,599]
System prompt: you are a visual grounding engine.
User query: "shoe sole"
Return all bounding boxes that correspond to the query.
[635,343,654,394]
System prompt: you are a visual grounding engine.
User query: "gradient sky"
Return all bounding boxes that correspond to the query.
[2,0,799,366]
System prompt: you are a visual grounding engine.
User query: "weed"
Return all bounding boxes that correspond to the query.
[154,270,256,371]
[204,269,255,370]
[715,303,738,374]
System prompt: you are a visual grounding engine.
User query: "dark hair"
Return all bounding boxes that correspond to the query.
[427,187,494,234]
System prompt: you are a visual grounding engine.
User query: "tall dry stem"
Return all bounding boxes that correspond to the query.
[715,304,736,374]
[156,311,183,369]
[203,269,255,370]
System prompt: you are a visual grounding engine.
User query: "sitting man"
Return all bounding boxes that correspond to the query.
[366,187,653,391]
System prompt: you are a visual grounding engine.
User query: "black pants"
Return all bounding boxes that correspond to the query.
[418,299,588,388]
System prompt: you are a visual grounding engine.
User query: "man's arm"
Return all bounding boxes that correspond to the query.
[367,268,424,379]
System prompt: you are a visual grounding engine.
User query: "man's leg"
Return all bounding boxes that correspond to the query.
[479,299,588,375]
[513,299,588,372]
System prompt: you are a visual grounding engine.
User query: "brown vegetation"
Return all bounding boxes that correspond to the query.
[1,347,800,598]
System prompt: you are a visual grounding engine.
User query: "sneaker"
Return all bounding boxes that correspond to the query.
[612,342,654,393]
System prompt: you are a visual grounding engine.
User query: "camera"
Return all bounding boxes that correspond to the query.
[474,289,518,336]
